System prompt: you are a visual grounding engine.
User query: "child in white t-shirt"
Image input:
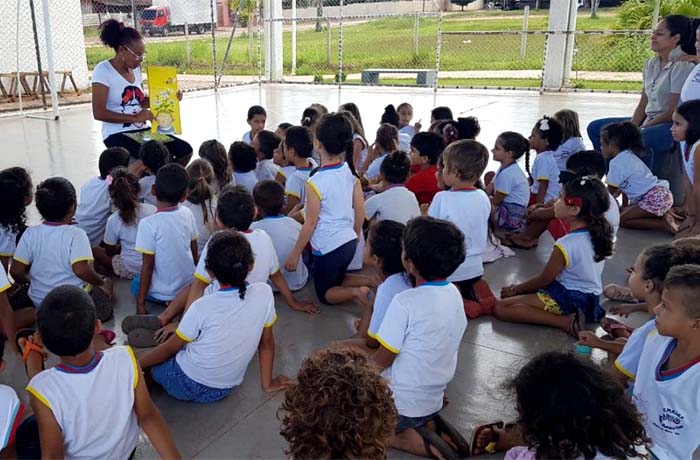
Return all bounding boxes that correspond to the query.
[198,139,233,195]
[552,109,586,171]
[529,117,563,205]
[284,114,369,307]
[429,139,496,320]
[138,140,170,207]
[365,151,420,224]
[272,124,295,184]
[282,126,317,215]
[364,123,399,181]
[601,121,676,234]
[338,110,369,174]
[184,159,217,254]
[133,164,198,314]
[243,105,266,145]
[0,167,33,271]
[23,285,180,459]
[252,180,309,291]
[397,102,420,139]
[229,141,259,194]
[370,216,469,458]
[11,177,114,321]
[139,230,290,401]
[496,176,614,335]
[75,147,130,247]
[620,265,700,460]
[94,167,156,280]
[253,130,282,182]
[486,132,531,233]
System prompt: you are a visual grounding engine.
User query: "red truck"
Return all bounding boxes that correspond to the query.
[139,0,215,36]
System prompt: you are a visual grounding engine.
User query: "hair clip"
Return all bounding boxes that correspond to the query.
[564,196,583,207]
[539,119,550,131]
[105,175,114,186]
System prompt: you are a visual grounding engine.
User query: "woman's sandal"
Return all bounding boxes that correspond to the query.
[469,421,520,456]
[433,414,470,457]
[414,425,459,459]
[121,314,162,335]
[603,284,638,303]
[128,328,158,348]
[16,329,47,372]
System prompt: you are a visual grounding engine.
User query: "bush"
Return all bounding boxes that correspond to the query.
[616,0,700,29]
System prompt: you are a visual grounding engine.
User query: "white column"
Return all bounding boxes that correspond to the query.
[41,0,59,119]
[263,0,283,80]
[542,0,577,90]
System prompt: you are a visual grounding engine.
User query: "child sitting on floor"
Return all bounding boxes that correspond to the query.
[252,180,309,292]
[229,141,259,194]
[370,216,469,459]
[11,177,113,321]
[279,349,397,460]
[75,146,130,247]
[470,352,649,457]
[601,121,677,234]
[397,102,420,139]
[364,124,399,181]
[282,126,316,215]
[243,105,266,145]
[495,176,614,336]
[253,130,282,182]
[138,140,170,207]
[365,152,420,224]
[553,109,586,171]
[428,140,496,319]
[486,132,530,234]
[23,285,180,459]
[94,167,156,280]
[406,132,444,206]
[138,230,290,402]
[133,164,198,314]
[528,117,563,206]
[198,139,232,194]
[0,167,33,271]
[619,265,700,460]
[183,159,217,254]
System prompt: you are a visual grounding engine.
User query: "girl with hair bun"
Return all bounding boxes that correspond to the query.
[92,19,192,166]
[495,176,614,336]
[94,167,156,279]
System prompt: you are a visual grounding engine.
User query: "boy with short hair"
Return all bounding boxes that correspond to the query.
[243,105,267,145]
[371,216,469,458]
[229,141,259,194]
[622,264,700,460]
[365,152,420,224]
[134,163,198,314]
[75,146,130,247]
[406,132,444,205]
[282,126,316,214]
[252,180,309,291]
[24,285,180,459]
[253,130,282,182]
[138,140,170,207]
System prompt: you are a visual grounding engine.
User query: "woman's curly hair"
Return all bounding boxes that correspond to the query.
[510,352,650,460]
[279,349,397,460]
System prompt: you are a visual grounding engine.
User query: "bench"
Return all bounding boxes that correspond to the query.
[0,71,80,102]
[361,68,437,87]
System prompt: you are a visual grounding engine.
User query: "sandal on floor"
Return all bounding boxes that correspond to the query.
[127,328,158,348]
[433,414,470,457]
[600,317,634,339]
[568,310,586,339]
[16,329,47,372]
[500,235,537,250]
[121,315,162,335]
[603,284,638,303]
[414,425,459,459]
[469,421,520,456]
[97,329,117,345]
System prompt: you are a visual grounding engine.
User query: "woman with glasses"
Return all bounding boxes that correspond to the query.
[92,19,192,166]
[586,15,695,173]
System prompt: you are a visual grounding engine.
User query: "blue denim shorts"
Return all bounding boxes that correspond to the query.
[151,356,232,403]
[538,280,604,322]
[130,274,170,304]
[396,412,438,433]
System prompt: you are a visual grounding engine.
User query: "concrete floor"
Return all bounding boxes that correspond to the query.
[0,84,670,459]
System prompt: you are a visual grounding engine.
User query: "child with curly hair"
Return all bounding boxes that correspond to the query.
[0,167,33,271]
[470,352,649,458]
[279,349,397,460]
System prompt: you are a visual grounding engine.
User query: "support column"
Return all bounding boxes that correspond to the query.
[542,0,577,90]
[263,0,283,81]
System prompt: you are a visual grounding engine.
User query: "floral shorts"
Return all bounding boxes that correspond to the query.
[496,202,526,232]
[637,185,673,217]
[112,254,137,280]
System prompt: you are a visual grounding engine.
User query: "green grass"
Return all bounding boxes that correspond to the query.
[337,77,642,91]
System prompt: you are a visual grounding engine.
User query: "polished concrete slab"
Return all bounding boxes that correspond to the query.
[0,85,671,459]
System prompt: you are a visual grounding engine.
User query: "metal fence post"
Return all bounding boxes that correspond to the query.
[256,0,263,97]
[292,0,297,75]
[185,22,191,68]
[326,18,331,68]
[338,0,344,92]
[210,0,218,90]
[413,12,419,57]
[652,0,660,29]
[520,6,529,60]
[433,9,443,107]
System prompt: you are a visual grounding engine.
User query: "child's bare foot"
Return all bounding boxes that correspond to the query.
[502,233,538,249]
[603,284,637,303]
[663,212,680,235]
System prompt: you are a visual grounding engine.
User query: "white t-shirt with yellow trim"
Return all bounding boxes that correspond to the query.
[284,164,315,205]
[14,223,94,307]
[375,281,466,417]
[26,346,140,460]
[530,150,561,203]
[0,269,11,295]
[553,229,604,295]
[134,206,198,301]
[0,227,17,259]
[494,162,529,207]
[175,283,277,389]
[614,318,657,380]
[367,273,412,339]
[75,176,111,247]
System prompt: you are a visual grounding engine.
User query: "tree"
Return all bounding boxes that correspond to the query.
[616,0,700,30]
[449,0,476,11]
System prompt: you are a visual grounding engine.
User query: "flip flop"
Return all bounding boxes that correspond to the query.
[568,310,586,339]
[470,421,504,456]
[127,328,158,348]
[600,317,634,338]
[433,414,470,457]
[414,425,459,459]
[603,284,638,303]
[16,328,47,372]
[121,315,162,335]
[97,329,117,345]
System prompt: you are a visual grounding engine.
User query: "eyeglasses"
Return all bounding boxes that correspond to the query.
[123,45,147,60]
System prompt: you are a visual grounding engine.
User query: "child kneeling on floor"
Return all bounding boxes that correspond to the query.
[371,216,470,458]
[25,285,180,459]
[139,230,290,402]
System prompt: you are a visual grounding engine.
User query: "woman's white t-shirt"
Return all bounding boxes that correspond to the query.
[91,60,148,140]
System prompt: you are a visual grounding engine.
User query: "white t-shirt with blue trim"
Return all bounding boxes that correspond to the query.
[530,150,561,203]
[494,162,529,208]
